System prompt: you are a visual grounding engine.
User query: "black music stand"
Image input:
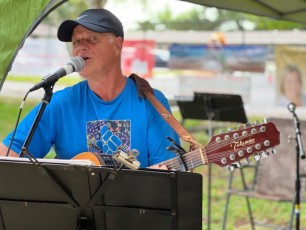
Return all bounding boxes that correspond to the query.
[0,159,202,230]
[176,92,247,230]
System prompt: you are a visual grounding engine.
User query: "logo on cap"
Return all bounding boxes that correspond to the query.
[77,15,87,21]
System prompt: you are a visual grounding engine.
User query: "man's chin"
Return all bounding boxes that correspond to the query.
[79,69,89,78]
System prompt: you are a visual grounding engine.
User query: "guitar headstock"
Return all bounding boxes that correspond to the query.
[205,121,280,168]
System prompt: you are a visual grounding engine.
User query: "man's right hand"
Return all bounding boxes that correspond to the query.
[0,143,18,157]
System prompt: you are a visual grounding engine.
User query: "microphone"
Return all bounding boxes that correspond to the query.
[29,56,85,92]
[287,102,306,159]
[287,103,296,113]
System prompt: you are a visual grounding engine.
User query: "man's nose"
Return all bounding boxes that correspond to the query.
[73,41,88,54]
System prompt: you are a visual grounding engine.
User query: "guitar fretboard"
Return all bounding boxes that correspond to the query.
[149,148,206,171]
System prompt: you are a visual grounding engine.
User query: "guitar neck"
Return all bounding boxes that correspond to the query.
[149,148,206,171]
[149,121,280,170]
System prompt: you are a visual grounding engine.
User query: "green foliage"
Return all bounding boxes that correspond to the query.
[37,0,306,32]
[135,3,306,31]
[247,15,305,30]
[6,75,83,85]
[137,7,220,31]
[43,0,89,26]
[0,98,37,140]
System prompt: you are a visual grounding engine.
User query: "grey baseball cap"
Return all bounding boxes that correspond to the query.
[57,8,124,42]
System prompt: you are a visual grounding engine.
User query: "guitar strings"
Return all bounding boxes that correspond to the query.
[161,124,272,169]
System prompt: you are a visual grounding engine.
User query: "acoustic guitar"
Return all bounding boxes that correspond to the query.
[74,121,280,171]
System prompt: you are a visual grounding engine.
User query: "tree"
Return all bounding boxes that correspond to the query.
[43,0,89,26]
[43,0,109,27]
[134,4,306,31]
[88,0,107,8]
[44,0,306,32]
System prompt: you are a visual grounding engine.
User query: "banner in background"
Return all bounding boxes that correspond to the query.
[10,39,156,79]
[122,40,155,78]
[168,44,269,73]
[10,38,71,76]
[275,46,306,107]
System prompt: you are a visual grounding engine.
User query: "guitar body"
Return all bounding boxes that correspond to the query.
[73,152,116,167]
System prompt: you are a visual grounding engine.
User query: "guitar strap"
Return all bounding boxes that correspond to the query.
[129,73,202,151]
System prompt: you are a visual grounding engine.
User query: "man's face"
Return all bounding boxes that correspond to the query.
[71,25,122,78]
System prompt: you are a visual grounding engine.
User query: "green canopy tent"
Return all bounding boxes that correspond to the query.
[0,0,67,92]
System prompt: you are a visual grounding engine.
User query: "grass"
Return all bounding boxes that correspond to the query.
[0,97,37,140]
[0,97,56,158]
[6,74,83,86]
[1,81,306,229]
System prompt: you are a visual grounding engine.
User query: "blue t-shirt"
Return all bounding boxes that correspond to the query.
[3,78,179,167]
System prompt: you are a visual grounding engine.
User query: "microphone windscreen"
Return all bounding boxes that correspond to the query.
[69,56,85,72]
[287,102,296,112]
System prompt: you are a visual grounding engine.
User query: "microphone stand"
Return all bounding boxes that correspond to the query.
[19,82,56,165]
[18,82,82,206]
[288,103,306,230]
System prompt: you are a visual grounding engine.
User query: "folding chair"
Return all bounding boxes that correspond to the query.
[222,117,306,230]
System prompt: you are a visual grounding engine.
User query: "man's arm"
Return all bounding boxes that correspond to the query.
[0,143,18,157]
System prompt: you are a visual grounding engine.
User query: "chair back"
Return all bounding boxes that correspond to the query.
[256,117,306,200]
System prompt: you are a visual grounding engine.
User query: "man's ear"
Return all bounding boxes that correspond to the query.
[114,36,123,54]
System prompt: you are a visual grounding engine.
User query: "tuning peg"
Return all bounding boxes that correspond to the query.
[245,122,252,128]
[235,161,242,168]
[260,151,268,158]
[215,136,222,143]
[245,157,250,164]
[254,154,261,161]
[253,120,260,126]
[271,148,277,155]
[228,165,235,172]
[262,118,269,124]
[238,124,245,130]
[227,127,233,132]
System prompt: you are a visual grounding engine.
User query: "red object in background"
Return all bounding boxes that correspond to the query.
[122,40,155,78]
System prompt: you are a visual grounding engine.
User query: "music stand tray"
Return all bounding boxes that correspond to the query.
[176,92,247,123]
[0,159,202,230]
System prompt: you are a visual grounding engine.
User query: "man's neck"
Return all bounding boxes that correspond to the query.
[88,73,127,101]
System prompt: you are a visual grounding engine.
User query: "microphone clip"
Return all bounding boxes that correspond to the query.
[287,103,306,159]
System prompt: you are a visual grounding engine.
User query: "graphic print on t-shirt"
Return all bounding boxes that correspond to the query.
[86,120,131,154]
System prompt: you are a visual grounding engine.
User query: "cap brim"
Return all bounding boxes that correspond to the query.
[57,20,80,42]
[57,20,116,42]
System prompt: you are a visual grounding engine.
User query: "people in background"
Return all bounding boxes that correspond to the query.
[278,64,306,107]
